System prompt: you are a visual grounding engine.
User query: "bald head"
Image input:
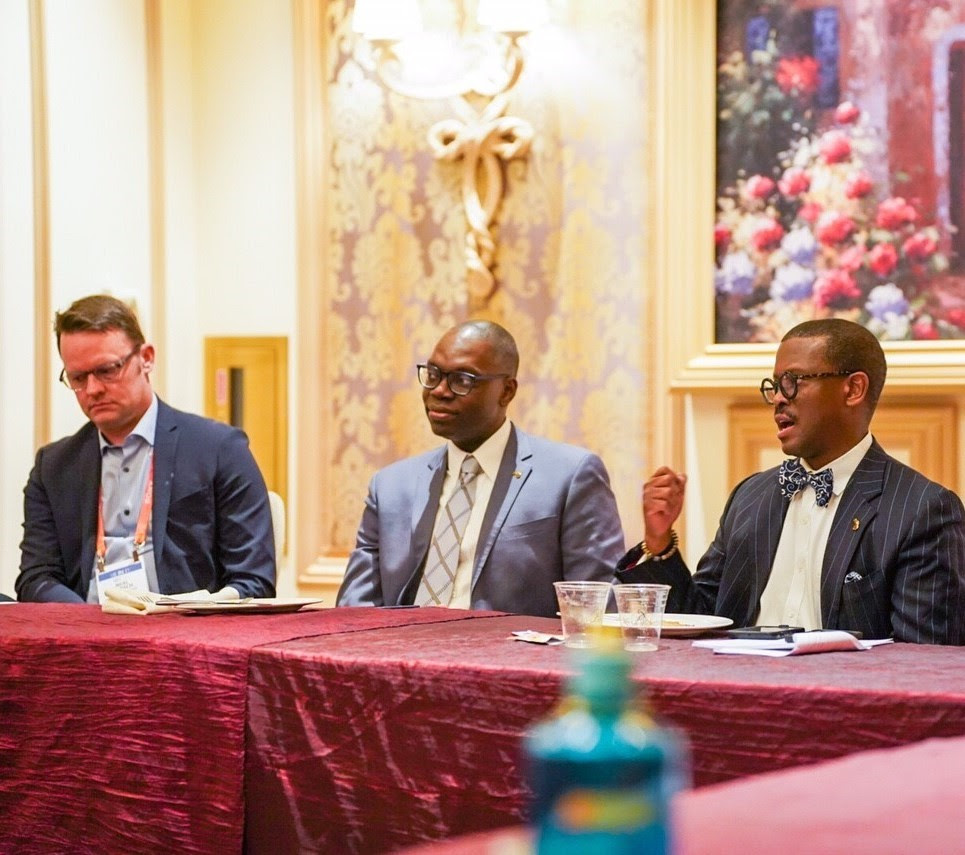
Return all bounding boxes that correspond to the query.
[445,321,519,378]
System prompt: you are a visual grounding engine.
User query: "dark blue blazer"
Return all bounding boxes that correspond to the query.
[618,440,965,644]
[337,426,626,617]
[17,399,276,602]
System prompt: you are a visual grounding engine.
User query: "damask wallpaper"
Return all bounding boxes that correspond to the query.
[321,0,650,552]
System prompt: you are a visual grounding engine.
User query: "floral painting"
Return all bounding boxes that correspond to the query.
[714,0,965,343]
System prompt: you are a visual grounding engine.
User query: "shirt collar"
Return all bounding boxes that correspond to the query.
[804,432,872,496]
[445,418,512,481]
[98,393,159,452]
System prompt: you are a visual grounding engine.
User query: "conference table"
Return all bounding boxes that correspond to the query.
[2,605,964,854]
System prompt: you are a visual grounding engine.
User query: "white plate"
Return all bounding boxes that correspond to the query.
[603,612,733,637]
[173,597,324,615]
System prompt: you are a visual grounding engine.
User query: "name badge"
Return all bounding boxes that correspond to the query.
[94,557,150,606]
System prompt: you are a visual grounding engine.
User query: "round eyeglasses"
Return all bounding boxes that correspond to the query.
[417,363,509,397]
[60,347,141,392]
[760,370,854,404]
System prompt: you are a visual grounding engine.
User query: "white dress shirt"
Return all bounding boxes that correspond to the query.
[435,418,512,609]
[757,433,873,629]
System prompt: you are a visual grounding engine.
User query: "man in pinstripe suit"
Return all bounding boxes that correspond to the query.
[617,319,965,644]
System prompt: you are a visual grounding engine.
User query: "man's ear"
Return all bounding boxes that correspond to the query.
[845,370,869,408]
[499,377,518,408]
[140,343,156,375]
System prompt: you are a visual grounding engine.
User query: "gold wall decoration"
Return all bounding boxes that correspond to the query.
[317,0,652,555]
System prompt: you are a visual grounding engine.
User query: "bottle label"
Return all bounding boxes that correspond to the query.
[554,787,654,831]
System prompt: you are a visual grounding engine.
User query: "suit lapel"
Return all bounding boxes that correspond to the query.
[77,426,102,592]
[472,427,529,588]
[820,442,885,624]
[403,448,447,592]
[151,401,179,568]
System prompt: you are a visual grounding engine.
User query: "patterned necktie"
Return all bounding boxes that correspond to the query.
[416,455,482,606]
[778,459,834,507]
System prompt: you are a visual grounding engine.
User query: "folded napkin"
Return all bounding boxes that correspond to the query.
[101,586,241,615]
[692,630,894,657]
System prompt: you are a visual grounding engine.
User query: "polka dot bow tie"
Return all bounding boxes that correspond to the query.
[778,459,834,507]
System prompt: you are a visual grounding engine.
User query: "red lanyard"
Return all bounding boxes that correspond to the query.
[96,451,154,573]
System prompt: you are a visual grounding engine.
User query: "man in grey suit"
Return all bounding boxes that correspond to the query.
[17,294,275,603]
[337,320,625,617]
[619,318,965,644]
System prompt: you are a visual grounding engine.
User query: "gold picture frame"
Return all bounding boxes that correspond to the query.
[651,0,965,396]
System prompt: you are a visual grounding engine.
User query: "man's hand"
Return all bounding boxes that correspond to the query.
[642,466,687,553]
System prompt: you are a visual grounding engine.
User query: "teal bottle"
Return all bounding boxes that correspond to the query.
[524,635,689,855]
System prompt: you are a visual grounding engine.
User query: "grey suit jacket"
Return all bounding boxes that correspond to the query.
[17,399,276,602]
[337,426,625,617]
[617,440,965,644]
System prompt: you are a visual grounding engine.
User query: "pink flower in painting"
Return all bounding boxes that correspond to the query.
[902,231,937,261]
[844,171,874,199]
[750,217,784,251]
[868,243,898,276]
[837,244,866,272]
[912,318,940,340]
[776,55,821,95]
[714,223,732,248]
[876,197,919,230]
[798,202,823,223]
[835,101,861,124]
[778,167,811,197]
[744,175,776,199]
[819,130,852,164]
[814,269,861,308]
[815,211,856,245]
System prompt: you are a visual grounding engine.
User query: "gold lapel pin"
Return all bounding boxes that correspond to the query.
[513,470,522,479]
[851,518,860,531]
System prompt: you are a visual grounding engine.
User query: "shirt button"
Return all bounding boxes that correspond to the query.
[124,509,131,516]
[123,466,130,473]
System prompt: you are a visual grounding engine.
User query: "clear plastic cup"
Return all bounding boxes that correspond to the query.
[553,581,612,648]
[613,583,671,652]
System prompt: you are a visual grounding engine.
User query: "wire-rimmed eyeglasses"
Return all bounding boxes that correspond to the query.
[417,363,509,397]
[759,370,854,404]
[60,347,141,392]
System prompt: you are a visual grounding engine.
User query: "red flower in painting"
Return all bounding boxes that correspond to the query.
[745,175,776,199]
[838,245,866,272]
[947,308,965,329]
[868,243,898,276]
[844,171,874,199]
[778,167,810,197]
[902,231,937,261]
[750,217,784,250]
[814,269,861,308]
[715,223,732,248]
[876,197,919,230]
[815,211,855,245]
[819,130,852,164]
[912,318,940,340]
[835,101,861,124]
[776,55,820,95]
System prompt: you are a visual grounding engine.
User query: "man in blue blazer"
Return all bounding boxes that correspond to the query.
[17,295,275,603]
[618,318,965,644]
[337,321,625,617]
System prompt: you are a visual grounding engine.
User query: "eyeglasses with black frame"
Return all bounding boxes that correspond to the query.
[759,370,854,404]
[60,347,142,392]
[417,363,509,397]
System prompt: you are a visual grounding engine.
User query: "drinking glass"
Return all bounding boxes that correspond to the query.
[553,581,612,648]
[613,584,671,652]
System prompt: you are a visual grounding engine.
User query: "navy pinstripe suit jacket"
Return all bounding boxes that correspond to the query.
[618,440,965,644]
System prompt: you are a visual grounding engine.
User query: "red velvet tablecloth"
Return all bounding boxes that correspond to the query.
[246,614,965,854]
[0,604,480,854]
[398,735,965,855]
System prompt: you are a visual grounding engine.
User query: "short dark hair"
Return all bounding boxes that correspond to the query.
[454,320,519,377]
[54,295,145,351]
[782,319,887,411]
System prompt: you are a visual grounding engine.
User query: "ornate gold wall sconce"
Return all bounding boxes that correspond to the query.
[353,0,548,309]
